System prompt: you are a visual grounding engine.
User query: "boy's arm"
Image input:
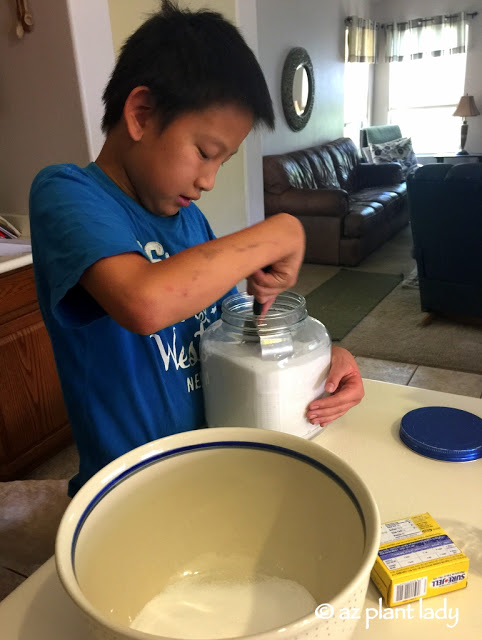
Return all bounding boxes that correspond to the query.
[79,213,305,334]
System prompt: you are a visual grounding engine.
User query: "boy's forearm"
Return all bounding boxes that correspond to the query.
[80,213,305,334]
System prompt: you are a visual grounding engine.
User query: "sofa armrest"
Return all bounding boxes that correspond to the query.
[264,188,348,218]
[358,162,404,187]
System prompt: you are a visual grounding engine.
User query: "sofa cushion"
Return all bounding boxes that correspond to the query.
[263,153,319,193]
[325,138,361,193]
[358,162,404,187]
[263,155,314,193]
[353,186,401,205]
[263,156,292,194]
[304,146,340,189]
[285,151,320,189]
[344,201,385,238]
[263,146,341,194]
[381,182,407,198]
[352,188,403,222]
[370,136,418,179]
[264,188,348,218]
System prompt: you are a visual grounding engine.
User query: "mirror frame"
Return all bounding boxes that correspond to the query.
[281,47,315,132]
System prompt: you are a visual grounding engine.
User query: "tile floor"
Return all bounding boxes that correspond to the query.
[1,225,481,602]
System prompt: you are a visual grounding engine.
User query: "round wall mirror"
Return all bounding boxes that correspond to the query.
[281,48,315,131]
[293,65,309,115]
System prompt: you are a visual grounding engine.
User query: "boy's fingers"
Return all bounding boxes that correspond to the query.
[306,404,353,424]
[247,266,299,303]
[308,390,360,411]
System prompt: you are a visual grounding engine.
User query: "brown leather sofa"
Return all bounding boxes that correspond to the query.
[263,137,408,266]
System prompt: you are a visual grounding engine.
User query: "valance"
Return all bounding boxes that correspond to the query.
[385,12,468,61]
[345,16,378,63]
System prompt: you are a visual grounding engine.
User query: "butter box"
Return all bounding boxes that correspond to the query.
[371,513,469,606]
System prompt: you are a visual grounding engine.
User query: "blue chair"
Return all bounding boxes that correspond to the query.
[407,163,482,317]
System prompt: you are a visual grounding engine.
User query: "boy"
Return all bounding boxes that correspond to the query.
[30,1,363,496]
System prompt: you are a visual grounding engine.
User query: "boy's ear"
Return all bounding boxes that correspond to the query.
[123,87,155,141]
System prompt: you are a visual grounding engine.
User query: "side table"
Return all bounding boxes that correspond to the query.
[434,153,482,163]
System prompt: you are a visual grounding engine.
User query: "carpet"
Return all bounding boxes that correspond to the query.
[305,269,403,341]
[401,267,419,289]
[340,284,482,374]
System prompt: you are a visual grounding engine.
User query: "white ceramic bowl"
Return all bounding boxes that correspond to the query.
[56,427,380,640]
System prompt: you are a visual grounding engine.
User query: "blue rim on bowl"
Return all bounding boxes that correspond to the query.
[72,440,365,567]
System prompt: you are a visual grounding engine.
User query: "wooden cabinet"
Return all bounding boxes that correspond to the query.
[0,265,72,479]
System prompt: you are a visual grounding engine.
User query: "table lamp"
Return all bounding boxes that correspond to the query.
[453,94,480,155]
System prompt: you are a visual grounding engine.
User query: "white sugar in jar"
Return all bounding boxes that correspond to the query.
[201,291,331,439]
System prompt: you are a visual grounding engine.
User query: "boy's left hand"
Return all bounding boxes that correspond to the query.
[306,346,364,427]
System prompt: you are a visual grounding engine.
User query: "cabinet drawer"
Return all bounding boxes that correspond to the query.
[0,265,72,479]
[0,313,69,460]
[0,265,38,321]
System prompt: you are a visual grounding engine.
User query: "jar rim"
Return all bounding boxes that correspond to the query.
[221,291,307,332]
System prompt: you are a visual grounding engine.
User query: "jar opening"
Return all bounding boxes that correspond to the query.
[221,291,308,333]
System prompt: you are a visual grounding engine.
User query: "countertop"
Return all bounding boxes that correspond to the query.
[0,238,32,275]
[0,380,481,639]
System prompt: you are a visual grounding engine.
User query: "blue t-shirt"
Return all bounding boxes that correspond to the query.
[30,162,232,495]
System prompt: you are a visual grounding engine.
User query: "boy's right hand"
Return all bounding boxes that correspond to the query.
[246,213,305,314]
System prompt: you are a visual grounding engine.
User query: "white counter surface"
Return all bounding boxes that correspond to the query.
[0,252,32,274]
[0,238,32,274]
[1,379,481,639]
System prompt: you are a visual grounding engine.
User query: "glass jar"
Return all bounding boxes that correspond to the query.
[200,291,331,439]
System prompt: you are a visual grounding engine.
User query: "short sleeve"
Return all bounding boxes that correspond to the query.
[30,165,145,327]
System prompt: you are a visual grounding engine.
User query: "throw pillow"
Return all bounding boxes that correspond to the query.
[369,137,418,179]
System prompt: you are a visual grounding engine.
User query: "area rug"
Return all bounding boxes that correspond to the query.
[340,284,482,374]
[305,269,403,341]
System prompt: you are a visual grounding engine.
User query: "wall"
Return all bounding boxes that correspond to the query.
[108,0,159,56]
[108,0,237,55]
[236,0,265,228]
[66,1,115,161]
[183,0,248,237]
[371,0,482,153]
[0,1,113,216]
[256,0,371,155]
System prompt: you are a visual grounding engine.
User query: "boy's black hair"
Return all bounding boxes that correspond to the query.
[102,0,274,133]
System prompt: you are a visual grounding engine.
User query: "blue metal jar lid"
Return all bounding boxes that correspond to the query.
[400,406,482,462]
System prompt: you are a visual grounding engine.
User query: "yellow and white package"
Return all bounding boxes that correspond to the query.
[371,513,469,607]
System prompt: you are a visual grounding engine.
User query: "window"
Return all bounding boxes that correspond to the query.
[388,53,467,153]
[385,15,469,155]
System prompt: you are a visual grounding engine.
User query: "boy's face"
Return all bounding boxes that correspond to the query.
[122,102,254,216]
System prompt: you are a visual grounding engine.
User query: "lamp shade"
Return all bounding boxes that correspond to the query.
[453,95,480,118]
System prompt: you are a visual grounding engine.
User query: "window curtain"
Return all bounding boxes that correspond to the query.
[345,16,378,63]
[385,12,467,61]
